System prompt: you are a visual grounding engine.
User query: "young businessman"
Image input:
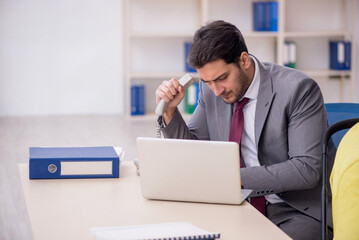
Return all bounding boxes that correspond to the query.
[155,20,334,240]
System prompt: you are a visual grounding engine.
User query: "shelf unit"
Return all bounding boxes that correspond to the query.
[123,0,356,119]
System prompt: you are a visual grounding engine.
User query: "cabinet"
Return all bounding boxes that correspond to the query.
[123,0,356,119]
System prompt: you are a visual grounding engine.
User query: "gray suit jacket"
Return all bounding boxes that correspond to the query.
[161,56,334,226]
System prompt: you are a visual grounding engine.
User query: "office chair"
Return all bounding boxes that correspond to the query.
[325,103,359,148]
[321,118,359,240]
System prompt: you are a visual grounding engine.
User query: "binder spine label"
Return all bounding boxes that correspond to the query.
[61,161,113,175]
[337,42,345,64]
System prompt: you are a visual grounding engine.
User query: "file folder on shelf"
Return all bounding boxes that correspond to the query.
[185,42,197,72]
[29,146,120,179]
[131,84,146,115]
[330,41,351,70]
[184,82,199,114]
[253,1,278,32]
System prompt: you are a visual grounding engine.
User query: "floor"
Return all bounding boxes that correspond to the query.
[0,115,156,240]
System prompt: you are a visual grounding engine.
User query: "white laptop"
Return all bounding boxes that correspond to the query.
[136,137,252,205]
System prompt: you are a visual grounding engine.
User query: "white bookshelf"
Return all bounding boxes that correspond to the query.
[284,31,351,38]
[123,0,356,119]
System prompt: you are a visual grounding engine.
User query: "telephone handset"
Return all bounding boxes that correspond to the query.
[155,73,196,116]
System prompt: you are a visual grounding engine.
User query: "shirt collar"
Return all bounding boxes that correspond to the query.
[242,56,260,101]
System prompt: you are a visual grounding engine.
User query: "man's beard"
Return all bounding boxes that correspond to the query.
[227,69,251,104]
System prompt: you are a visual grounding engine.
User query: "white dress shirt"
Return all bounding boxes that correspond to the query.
[240,57,283,204]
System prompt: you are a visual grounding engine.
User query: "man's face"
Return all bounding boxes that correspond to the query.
[197,59,252,104]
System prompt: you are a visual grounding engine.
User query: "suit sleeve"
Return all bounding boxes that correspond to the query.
[241,77,327,196]
[161,81,210,140]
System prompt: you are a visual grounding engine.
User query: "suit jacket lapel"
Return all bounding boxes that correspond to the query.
[255,60,275,147]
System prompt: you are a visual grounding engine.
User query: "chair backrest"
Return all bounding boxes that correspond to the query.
[325,103,359,148]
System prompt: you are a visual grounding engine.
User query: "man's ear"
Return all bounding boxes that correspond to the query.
[239,52,250,70]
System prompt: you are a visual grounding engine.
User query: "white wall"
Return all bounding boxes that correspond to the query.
[0,0,358,116]
[0,0,123,116]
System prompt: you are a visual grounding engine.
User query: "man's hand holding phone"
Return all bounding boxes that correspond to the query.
[155,73,196,124]
[155,78,185,124]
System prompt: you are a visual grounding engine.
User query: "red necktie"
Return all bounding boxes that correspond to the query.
[229,98,266,215]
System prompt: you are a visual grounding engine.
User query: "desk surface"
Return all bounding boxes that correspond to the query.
[18,161,290,240]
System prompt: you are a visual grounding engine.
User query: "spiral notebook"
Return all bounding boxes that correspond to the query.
[90,222,220,240]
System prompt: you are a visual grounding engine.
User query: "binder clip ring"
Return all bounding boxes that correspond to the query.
[48,164,57,174]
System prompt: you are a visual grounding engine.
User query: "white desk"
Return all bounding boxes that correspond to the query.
[18,161,290,240]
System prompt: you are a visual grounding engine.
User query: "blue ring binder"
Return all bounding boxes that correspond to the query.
[29,146,120,179]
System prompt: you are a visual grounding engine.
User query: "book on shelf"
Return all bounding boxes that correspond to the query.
[184,82,199,114]
[284,41,296,69]
[253,1,264,31]
[90,221,221,240]
[269,1,278,31]
[253,1,278,32]
[185,42,197,73]
[131,84,145,115]
[266,1,278,31]
[330,41,351,70]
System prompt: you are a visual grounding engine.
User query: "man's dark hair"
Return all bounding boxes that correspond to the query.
[188,20,248,69]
